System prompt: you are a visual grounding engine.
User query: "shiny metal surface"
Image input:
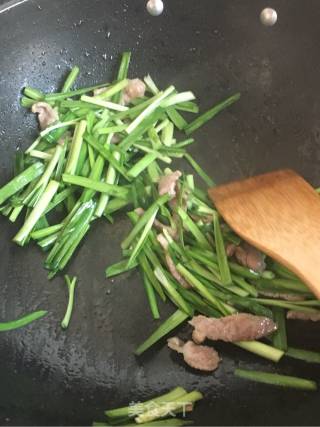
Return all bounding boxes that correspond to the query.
[146,0,164,17]
[260,8,278,27]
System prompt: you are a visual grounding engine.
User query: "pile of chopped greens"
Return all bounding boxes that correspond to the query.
[1,51,239,278]
[0,51,320,390]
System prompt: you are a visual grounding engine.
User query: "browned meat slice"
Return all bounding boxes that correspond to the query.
[158,171,182,197]
[226,243,237,257]
[167,337,220,372]
[122,78,146,105]
[154,220,177,239]
[189,313,277,344]
[156,233,169,250]
[32,102,59,130]
[287,311,320,321]
[227,242,266,273]
[157,234,191,289]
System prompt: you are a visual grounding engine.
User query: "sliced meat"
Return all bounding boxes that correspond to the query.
[167,337,220,372]
[226,243,237,257]
[154,220,177,239]
[189,313,277,344]
[157,234,191,289]
[158,170,182,198]
[168,183,189,212]
[231,242,266,273]
[157,233,169,251]
[287,311,320,321]
[165,253,191,289]
[122,78,146,105]
[32,102,59,130]
[259,291,305,302]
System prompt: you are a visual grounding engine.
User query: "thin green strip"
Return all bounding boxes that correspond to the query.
[0,310,47,331]
[62,174,129,199]
[234,368,317,391]
[135,310,189,356]
[185,93,241,135]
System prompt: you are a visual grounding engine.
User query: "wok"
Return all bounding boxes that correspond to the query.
[0,0,320,425]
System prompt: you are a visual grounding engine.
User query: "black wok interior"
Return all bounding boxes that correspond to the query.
[0,0,320,425]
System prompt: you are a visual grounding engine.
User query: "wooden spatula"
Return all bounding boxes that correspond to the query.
[209,169,320,299]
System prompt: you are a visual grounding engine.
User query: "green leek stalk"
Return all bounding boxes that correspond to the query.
[135,391,203,424]
[13,180,59,246]
[127,210,159,267]
[154,267,193,316]
[143,275,160,319]
[176,264,230,315]
[286,347,320,364]
[0,310,47,331]
[213,211,232,285]
[127,152,158,178]
[31,223,64,240]
[44,82,110,102]
[113,52,131,104]
[177,207,211,249]
[95,146,121,217]
[105,259,138,277]
[126,86,175,134]
[62,174,129,199]
[185,93,240,135]
[105,387,187,419]
[0,162,44,205]
[95,79,129,100]
[234,368,317,391]
[61,275,77,329]
[167,107,188,130]
[85,135,128,179]
[235,341,284,362]
[135,310,189,356]
[61,66,80,93]
[272,307,287,351]
[121,194,170,250]
[25,143,64,207]
[65,120,87,175]
[138,252,166,301]
[81,95,128,112]
[24,87,44,100]
[161,91,195,109]
[184,153,215,187]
